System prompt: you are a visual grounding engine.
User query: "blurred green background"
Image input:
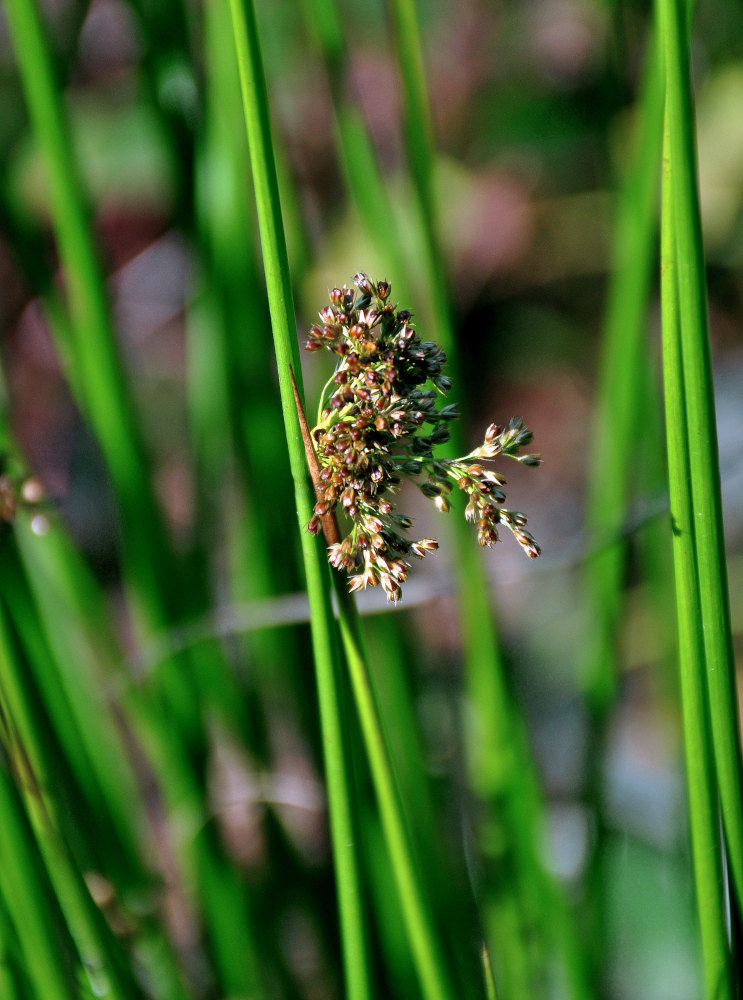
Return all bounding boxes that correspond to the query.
[0,0,742,998]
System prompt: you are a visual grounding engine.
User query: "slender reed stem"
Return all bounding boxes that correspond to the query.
[387,1,589,994]
[657,0,743,916]
[333,583,456,1000]
[225,2,371,997]
[660,113,732,998]
[291,345,457,1000]
[3,0,172,632]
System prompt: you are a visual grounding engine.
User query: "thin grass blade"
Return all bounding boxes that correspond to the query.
[225,2,372,997]
[657,0,743,916]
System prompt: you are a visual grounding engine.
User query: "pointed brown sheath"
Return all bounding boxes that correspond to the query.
[290,364,341,548]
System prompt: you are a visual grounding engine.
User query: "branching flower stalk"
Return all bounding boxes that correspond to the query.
[302,274,541,601]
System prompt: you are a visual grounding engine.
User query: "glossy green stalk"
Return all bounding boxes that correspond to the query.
[225,1,371,997]
[334,584,456,1000]
[0,586,143,1000]
[0,757,81,1000]
[657,0,743,915]
[660,111,733,999]
[3,0,172,633]
[387,1,588,995]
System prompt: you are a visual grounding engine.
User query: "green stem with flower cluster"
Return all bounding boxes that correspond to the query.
[225,2,372,999]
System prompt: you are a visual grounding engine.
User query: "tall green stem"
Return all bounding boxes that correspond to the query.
[657,0,743,915]
[660,114,732,999]
[225,1,371,997]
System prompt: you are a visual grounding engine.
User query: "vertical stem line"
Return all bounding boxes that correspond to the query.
[387,1,588,994]
[657,0,743,914]
[225,2,371,998]
[334,583,456,1000]
[660,110,732,999]
[3,0,169,630]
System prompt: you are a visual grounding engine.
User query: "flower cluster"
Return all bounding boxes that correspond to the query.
[305,273,540,601]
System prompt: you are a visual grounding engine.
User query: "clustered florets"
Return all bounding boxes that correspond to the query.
[305,273,541,601]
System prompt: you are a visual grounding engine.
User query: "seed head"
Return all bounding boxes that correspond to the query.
[302,276,541,600]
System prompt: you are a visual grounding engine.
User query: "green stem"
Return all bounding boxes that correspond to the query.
[225,1,372,997]
[657,0,743,916]
[334,583,456,1000]
[387,1,589,994]
[3,0,171,633]
[660,112,732,999]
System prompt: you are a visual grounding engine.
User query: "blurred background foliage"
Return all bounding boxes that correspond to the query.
[0,0,741,998]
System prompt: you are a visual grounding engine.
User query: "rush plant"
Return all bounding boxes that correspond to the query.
[303,274,541,600]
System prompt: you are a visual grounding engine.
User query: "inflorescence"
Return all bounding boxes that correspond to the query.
[304,273,540,602]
